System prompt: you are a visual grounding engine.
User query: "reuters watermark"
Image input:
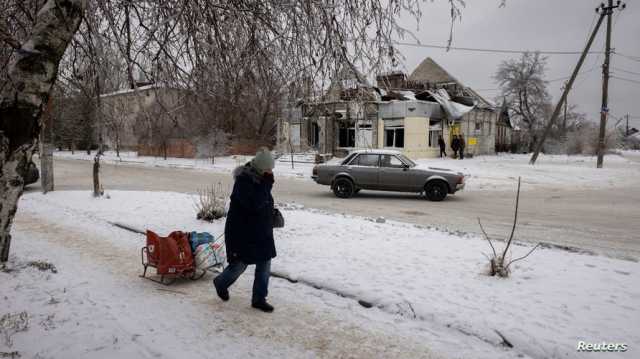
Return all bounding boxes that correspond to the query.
[577,341,628,353]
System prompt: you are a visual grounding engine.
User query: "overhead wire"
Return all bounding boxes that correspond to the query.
[611,76,640,85]
[612,67,640,76]
[390,40,608,56]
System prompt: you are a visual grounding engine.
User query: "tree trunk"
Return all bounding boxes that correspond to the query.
[93,155,101,197]
[0,0,85,262]
[40,99,55,193]
[0,139,34,262]
[115,134,120,157]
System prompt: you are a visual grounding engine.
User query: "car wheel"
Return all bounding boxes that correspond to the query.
[333,178,355,199]
[425,181,448,202]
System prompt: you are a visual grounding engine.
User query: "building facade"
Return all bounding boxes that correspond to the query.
[278,58,508,159]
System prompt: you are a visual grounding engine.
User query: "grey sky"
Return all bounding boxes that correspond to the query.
[394,0,640,128]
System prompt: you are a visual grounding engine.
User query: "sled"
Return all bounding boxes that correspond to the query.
[140,230,207,285]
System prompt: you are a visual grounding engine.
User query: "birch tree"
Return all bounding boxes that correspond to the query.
[0,0,86,262]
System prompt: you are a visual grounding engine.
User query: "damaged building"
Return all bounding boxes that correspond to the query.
[278,57,514,159]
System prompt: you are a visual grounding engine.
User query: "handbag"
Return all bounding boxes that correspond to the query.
[272,208,285,228]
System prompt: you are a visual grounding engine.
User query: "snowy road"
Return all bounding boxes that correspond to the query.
[43,158,640,259]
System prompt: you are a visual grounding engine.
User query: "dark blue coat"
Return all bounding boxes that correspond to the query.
[224,165,276,264]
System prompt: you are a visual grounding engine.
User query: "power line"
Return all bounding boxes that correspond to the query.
[612,67,640,76]
[614,52,640,62]
[611,76,640,85]
[391,40,608,55]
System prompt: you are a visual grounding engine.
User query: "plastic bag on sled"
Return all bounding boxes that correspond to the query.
[189,231,215,253]
[194,236,226,269]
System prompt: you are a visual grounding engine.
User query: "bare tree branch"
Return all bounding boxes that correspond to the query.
[478,217,497,258]
[506,243,542,269]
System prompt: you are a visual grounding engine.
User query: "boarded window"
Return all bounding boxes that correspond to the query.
[290,124,300,146]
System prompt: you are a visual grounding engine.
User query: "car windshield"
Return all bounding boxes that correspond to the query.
[397,154,416,167]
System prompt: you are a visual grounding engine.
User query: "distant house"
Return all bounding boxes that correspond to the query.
[278,57,503,159]
[100,84,196,158]
[495,100,516,153]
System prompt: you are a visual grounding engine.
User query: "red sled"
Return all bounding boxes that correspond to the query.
[140,230,206,285]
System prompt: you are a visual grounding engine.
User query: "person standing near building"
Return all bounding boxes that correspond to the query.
[213,148,277,313]
[438,135,447,158]
[451,135,460,159]
[459,135,466,160]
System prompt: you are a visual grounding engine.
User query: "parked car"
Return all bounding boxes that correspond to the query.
[312,150,464,201]
[24,161,39,186]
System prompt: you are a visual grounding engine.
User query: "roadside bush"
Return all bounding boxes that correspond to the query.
[195,183,229,221]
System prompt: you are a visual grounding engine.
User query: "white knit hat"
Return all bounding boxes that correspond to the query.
[250,148,275,173]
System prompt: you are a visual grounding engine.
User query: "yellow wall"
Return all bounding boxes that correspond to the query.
[403,117,434,159]
[378,117,438,159]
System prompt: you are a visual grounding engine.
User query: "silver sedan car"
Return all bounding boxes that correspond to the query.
[312,150,465,201]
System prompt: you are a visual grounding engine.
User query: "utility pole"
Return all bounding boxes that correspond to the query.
[562,81,569,135]
[530,1,625,165]
[530,7,606,164]
[597,0,625,168]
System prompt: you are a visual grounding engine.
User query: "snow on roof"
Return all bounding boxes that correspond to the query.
[100,84,159,98]
[350,149,402,155]
[396,90,416,101]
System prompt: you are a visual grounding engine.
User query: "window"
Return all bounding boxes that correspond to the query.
[338,122,355,147]
[380,155,404,168]
[308,122,319,147]
[385,128,404,148]
[429,130,442,148]
[341,153,358,165]
[353,154,379,167]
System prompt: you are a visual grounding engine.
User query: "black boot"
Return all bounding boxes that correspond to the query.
[252,301,274,313]
[213,277,229,301]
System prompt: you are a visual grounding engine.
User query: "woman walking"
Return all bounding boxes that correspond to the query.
[213,148,277,312]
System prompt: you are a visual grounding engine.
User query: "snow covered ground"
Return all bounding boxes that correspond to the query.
[54,150,640,192]
[53,151,320,180]
[3,190,638,358]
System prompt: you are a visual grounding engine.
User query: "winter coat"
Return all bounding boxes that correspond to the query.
[224,164,276,264]
[437,138,446,150]
[459,137,466,150]
[451,138,460,151]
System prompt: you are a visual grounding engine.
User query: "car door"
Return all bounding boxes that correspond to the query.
[350,154,380,189]
[379,155,410,191]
